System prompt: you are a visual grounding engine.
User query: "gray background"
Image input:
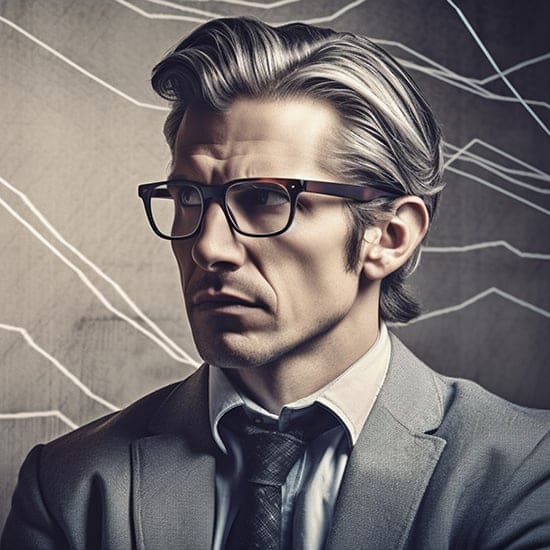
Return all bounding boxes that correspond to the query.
[1,0,549,529]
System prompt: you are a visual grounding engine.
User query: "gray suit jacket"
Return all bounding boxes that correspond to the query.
[2,335,550,549]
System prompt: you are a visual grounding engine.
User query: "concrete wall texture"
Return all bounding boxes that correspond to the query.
[1,0,549,529]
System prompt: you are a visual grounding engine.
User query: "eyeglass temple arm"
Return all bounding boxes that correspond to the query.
[303,180,399,201]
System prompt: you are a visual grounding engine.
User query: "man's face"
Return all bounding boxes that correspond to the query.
[170,97,377,369]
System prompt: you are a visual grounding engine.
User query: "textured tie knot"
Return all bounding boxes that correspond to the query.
[241,427,306,486]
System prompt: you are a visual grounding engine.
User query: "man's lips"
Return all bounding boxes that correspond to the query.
[191,290,263,309]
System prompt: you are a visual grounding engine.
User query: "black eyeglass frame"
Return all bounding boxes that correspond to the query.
[137,177,400,240]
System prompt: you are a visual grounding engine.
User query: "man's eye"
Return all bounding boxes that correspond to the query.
[238,187,289,208]
[179,188,201,206]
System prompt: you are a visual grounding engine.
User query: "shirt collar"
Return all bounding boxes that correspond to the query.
[209,323,391,451]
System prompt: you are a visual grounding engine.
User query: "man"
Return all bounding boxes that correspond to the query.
[2,16,549,550]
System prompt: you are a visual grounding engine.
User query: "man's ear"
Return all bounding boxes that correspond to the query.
[361,196,430,281]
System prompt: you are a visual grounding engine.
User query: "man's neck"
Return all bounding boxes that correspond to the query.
[227,317,380,415]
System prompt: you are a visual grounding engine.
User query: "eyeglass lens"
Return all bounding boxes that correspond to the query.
[149,181,293,238]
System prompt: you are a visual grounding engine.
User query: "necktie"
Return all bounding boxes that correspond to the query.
[224,413,307,550]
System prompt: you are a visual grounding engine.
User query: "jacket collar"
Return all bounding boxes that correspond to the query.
[147,363,216,452]
[326,334,448,549]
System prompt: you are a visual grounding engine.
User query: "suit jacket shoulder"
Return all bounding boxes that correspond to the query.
[1,366,215,550]
[325,335,550,549]
[389,336,550,549]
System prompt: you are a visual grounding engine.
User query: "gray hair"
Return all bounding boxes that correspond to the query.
[151,17,445,323]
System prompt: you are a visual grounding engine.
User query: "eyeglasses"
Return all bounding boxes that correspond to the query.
[138,177,399,239]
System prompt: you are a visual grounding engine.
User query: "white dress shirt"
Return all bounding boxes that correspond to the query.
[209,323,392,550]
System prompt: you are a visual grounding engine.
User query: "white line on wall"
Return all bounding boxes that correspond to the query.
[112,0,369,25]
[446,166,550,216]
[1,176,198,366]
[145,0,303,10]
[0,410,79,430]
[0,15,169,111]
[444,141,550,184]
[423,241,550,260]
[445,0,549,135]
[0,323,118,412]
[394,287,550,326]
[0,187,199,367]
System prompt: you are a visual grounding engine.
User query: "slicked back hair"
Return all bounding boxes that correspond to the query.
[151,17,445,323]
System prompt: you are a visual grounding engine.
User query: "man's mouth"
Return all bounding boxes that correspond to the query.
[191,290,264,311]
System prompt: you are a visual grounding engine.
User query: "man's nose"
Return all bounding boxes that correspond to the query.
[191,201,246,271]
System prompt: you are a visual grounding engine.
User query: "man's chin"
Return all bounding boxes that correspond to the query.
[199,348,266,370]
[194,331,269,369]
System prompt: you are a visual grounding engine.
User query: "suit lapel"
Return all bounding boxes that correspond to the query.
[131,365,218,550]
[326,336,447,549]
[130,337,449,549]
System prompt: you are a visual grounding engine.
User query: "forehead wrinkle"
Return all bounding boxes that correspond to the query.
[177,137,302,157]
[177,156,290,183]
[169,152,268,183]
[174,144,326,183]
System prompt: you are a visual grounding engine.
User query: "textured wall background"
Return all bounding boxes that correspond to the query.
[1,0,549,529]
